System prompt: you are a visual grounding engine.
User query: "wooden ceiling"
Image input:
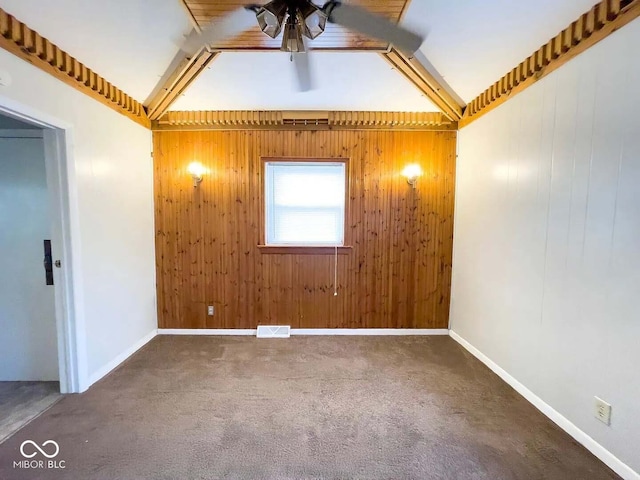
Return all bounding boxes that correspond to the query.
[181,0,412,51]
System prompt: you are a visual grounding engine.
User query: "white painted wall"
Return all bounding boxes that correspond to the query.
[0,132,58,380]
[0,48,156,391]
[451,19,640,477]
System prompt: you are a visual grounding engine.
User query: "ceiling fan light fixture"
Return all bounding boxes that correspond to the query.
[281,17,305,53]
[255,0,288,39]
[298,3,328,39]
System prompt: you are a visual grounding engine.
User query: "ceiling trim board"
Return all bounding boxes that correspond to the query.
[460,0,639,128]
[146,49,219,120]
[208,47,390,52]
[153,110,456,131]
[153,124,457,132]
[398,0,414,24]
[382,48,464,121]
[144,49,193,107]
[178,0,201,32]
[0,7,150,128]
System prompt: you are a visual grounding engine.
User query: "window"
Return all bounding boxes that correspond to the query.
[264,160,347,246]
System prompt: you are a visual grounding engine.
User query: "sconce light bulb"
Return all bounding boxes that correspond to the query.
[402,163,422,188]
[187,162,205,187]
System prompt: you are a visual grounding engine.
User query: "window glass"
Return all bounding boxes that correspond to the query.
[265,162,346,246]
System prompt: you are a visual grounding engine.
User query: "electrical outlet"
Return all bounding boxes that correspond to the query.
[207,305,214,316]
[594,397,612,425]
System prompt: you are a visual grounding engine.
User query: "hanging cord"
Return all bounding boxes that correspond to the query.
[333,245,338,296]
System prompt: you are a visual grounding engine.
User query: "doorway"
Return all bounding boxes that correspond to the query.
[0,98,81,398]
[0,113,62,441]
[0,118,58,380]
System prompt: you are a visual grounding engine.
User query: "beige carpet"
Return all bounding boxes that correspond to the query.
[0,336,619,479]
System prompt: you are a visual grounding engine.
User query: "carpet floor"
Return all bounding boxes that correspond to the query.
[0,336,619,479]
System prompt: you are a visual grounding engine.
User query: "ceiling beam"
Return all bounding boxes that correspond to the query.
[153,110,457,131]
[382,48,465,122]
[0,7,150,128]
[460,0,640,128]
[178,0,201,32]
[145,47,219,121]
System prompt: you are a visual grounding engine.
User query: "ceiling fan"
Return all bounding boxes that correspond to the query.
[181,0,424,92]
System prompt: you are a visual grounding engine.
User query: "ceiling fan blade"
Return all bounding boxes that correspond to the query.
[181,7,257,55]
[325,2,423,55]
[292,52,313,92]
[292,34,314,92]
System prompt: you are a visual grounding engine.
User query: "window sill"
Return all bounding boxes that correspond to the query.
[258,245,353,255]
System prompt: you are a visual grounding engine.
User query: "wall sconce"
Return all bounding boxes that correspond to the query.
[187,162,205,187]
[402,164,422,188]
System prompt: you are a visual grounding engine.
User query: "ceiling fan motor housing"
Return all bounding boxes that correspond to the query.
[281,14,306,52]
[256,0,329,46]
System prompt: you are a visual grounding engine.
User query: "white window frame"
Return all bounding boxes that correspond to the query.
[263,159,348,247]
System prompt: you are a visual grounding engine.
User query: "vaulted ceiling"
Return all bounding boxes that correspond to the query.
[0,0,616,115]
[170,52,439,112]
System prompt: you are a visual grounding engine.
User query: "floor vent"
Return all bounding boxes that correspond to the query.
[256,325,291,338]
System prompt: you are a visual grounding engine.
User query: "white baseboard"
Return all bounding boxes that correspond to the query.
[157,328,449,336]
[86,329,157,388]
[449,330,639,480]
[292,328,449,336]
[158,329,257,335]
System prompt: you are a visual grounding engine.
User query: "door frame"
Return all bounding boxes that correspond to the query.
[0,94,85,393]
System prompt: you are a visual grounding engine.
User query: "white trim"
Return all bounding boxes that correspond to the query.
[292,328,450,336]
[0,94,74,130]
[86,329,157,387]
[449,330,640,480]
[157,328,449,336]
[43,129,81,394]
[158,329,257,336]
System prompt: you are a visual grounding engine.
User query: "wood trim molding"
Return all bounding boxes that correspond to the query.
[460,0,640,128]
[209,46,390,53]
[153,110,457,131]
[397,0,415,24]
[178,0,201,32]
[0,7,150,128]
[381,48,464,122]
[145,49,218,121]
[257,246,353,255]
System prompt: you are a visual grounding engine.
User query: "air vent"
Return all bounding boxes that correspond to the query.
[256,325,291,338]
[282,118,329,126]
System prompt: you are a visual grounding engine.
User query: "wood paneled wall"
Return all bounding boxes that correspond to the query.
[153,129,456,329]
